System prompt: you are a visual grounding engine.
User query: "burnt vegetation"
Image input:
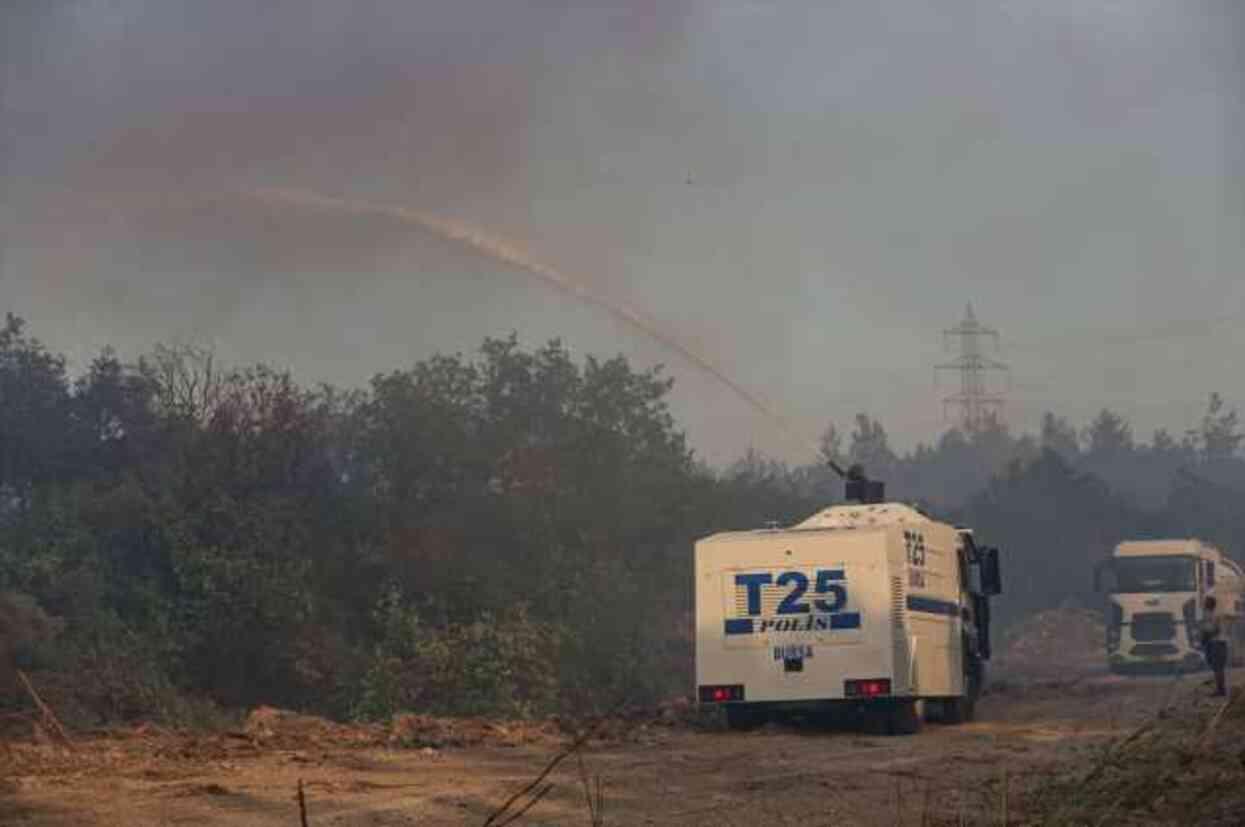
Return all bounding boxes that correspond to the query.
[1,312,1244,726]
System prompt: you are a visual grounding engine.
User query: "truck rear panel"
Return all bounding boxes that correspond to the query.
[695,528,901,704]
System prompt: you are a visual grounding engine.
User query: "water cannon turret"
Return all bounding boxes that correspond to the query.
[826,461,886,504]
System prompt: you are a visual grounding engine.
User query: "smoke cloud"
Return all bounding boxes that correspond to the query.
[243,185,809,450]
[2,1,1242,462]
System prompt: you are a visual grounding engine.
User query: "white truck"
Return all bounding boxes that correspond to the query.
[1094,539,1245,674]
[694,469,1002,735]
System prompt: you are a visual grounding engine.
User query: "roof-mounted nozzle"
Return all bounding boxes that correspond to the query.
[826,461,886,504]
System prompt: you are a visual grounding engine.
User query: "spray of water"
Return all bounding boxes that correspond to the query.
[245,186,813,452]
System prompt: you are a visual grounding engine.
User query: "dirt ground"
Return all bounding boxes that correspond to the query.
[3,665,1235,827]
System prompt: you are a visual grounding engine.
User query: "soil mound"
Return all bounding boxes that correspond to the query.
[995,607,1105,679]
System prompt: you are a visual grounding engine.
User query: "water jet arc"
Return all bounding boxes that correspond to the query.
[245,186,812,452]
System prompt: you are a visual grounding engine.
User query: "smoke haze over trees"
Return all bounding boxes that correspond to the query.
[2,314,1244,723]
[5,1,1242,466]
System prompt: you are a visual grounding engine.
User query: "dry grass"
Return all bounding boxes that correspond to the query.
[1021,684,1245,826]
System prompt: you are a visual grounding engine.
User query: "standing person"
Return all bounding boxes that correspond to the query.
[1198,596,1229,697]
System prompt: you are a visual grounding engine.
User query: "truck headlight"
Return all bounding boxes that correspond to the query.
[1107,602,1123,652]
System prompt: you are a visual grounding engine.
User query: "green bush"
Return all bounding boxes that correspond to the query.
[353,588,559,720]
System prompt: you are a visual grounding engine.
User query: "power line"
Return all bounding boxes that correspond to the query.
[936,304,1010,432]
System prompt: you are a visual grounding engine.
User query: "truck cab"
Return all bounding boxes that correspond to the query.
[954,527,995,705]
[1094,539,1245,674]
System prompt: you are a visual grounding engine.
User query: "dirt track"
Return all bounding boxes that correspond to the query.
[2,669,1232,826]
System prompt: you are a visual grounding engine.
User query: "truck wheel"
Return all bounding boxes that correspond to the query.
[725,704,767,731]
[886,701,921,736]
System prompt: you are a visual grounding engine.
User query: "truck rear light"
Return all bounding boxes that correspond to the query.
[698,684,745,703]
[845,678,892,698]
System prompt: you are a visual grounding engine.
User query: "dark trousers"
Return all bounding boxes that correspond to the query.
[1205,640,1228,695]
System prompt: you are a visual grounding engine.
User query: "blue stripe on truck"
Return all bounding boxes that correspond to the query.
[830,612,861,629]
[906,596,959,616]
[724,613,859,634]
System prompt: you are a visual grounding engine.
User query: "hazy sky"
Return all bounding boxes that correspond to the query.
[2,1,1242,464]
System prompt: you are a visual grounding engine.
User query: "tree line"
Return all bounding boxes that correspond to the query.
[1,312,1242,724]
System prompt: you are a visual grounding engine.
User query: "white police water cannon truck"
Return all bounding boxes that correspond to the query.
[694,464,1002,735]
[1094,539,1245,675]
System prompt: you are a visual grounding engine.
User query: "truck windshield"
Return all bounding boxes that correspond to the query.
[1111,556,1197,593]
